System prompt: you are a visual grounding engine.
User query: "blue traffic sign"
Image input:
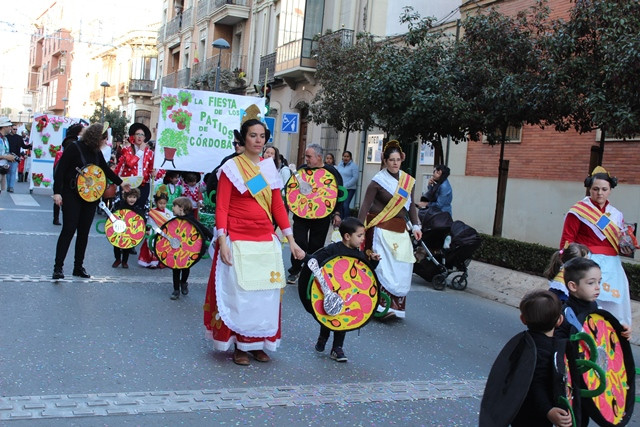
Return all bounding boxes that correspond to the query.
[281,112,299,134]
[264,117,275,143]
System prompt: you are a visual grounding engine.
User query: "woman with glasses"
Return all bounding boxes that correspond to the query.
[358,141,422,320]
[115,123,154,212]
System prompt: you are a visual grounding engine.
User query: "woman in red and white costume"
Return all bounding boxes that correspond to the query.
[115,123,154,211]
[560,166,633,330]
[203,118,305,365]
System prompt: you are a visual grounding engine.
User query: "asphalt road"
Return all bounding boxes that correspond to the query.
[0,182,638,426]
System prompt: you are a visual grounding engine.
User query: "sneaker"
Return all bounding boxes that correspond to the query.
[170,290,180,300]
[330,347,348,362]
[7,188,13,193]
[181,282,189,295]
[315,336,328,353]
[286,273,299,284]
[129,248,137,255]
[53,220,61,225]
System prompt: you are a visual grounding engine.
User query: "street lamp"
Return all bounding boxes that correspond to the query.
[212,38,230,92]
[100,81,110,123]
[61,97,68,117]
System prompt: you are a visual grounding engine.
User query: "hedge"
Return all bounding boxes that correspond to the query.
[473,234,640,300]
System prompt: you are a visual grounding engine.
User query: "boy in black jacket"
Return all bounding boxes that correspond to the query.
[298,217,380,362]
[111,188,144,269]
[512,290,572,427]
[168,197,213,300]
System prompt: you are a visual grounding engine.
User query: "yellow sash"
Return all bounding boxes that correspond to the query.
[365,171,415,230]
[233,155,273,222]
[569,200,620,252]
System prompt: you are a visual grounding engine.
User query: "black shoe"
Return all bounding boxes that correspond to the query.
[286,273,299,284]
[129,248,137,255]
[53,220,61,225]
[315,336,328,353]
[181,282,189,295]
[7,188,13,193]
[52,268,64,280]
[72,267,91,278]
[170,290,180,300]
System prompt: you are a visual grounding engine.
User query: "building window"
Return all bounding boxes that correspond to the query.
[131,57,158,80]
[594,129,640,142]
[135,110,151,129]
[482,125,522,144]
[320,126,338,158]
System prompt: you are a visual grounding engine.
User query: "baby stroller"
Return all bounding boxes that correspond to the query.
[413,210,482,291]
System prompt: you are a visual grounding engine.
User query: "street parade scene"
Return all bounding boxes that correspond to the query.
[1,0,640,425]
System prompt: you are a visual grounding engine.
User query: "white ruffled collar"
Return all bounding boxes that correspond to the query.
[218,155,283,194]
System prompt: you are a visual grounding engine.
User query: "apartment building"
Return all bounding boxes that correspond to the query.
[27,26,73,117]
[449,0,640,249]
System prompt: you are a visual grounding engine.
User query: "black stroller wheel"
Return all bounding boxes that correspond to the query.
[451,274,468,291]
[432,273,446,291]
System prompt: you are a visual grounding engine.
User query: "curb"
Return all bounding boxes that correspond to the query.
[465,261,640,346]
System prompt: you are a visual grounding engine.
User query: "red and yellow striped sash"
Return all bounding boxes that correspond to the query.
[365,171,415,230]
[233,155,273,222]
[569,201,620,252]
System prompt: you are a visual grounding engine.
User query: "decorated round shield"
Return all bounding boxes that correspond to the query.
[578,310,635,427]
[105,209,146,249]
[305,255,379,332]
[76,164,106,202]
[121,175,143,188]
[154,217,206,269]
[285,167,339,219]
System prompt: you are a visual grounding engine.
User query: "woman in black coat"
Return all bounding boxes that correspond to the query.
[52,123,129,279]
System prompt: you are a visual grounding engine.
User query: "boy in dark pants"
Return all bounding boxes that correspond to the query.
[111,188,143,268]
[168,197,213,300]
[298,218,380,362]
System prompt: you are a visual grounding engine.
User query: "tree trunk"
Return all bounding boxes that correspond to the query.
[343,129,350,153]
[492,131,509,237]
[432,139,444,166]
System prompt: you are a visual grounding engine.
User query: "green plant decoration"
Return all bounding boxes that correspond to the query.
[157,128,189,156]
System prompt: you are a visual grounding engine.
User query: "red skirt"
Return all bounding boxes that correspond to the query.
[137,239,162,268]
[203,243,281,352]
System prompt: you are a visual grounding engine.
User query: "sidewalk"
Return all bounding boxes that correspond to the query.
[465,260,640,345]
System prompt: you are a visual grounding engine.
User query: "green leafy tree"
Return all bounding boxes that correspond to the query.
[544,0,640,166]
[451,3,552,236]
[89,103,130,141]
[310,31,378,152]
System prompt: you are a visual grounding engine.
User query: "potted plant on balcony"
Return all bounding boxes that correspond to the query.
[161,95,178,119]
[168,108,193,131]
[157,128,189,168]
[178,90,193,106]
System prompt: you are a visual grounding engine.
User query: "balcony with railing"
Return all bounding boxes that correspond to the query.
[209,0,249,25]
[165,15,181,39]
[120,79,155,97]
[319,28,354,48]
[191,53,246,79]
[157,25,165,44]
[162,68,192,89]
[180,7,194,33]
[258,52,276,84]
[196,0,208,22]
